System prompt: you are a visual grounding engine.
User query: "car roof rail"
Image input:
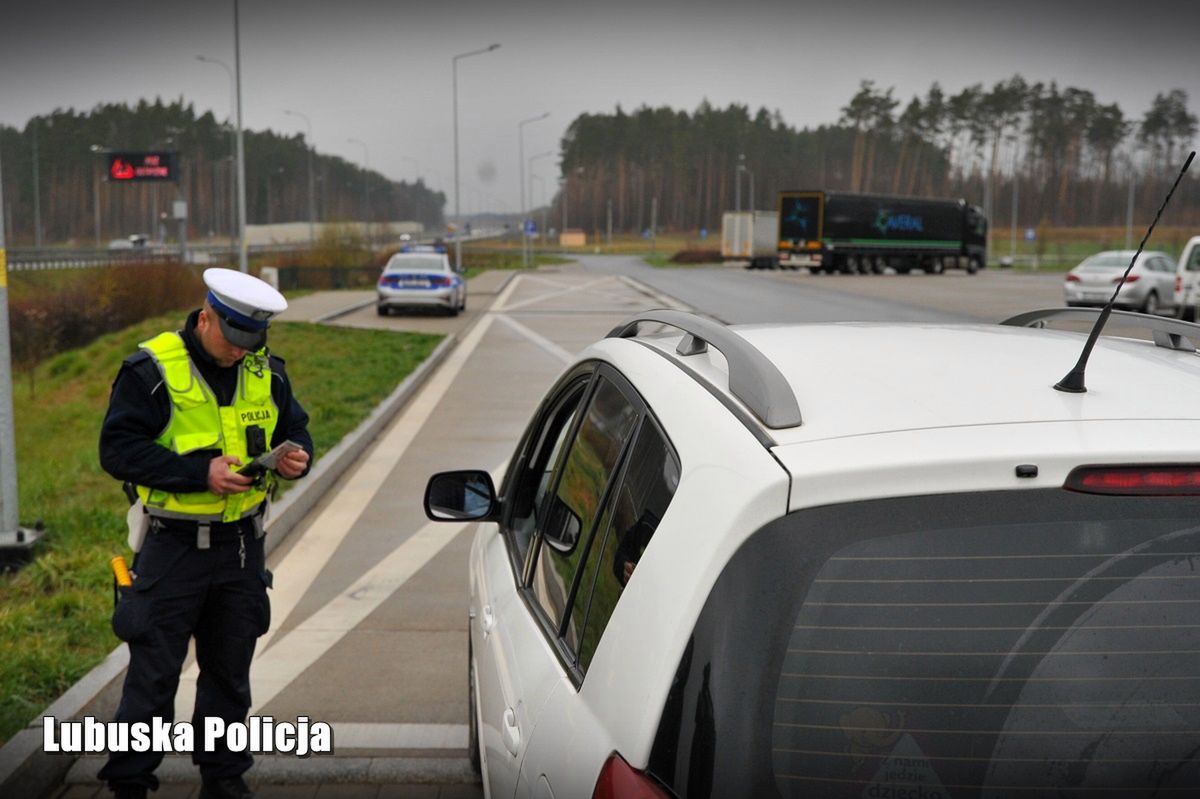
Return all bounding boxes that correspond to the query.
[1001,307,1200,353]
[608,309,803,429]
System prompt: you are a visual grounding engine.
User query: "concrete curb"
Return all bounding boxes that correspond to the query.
[0,334,459,799]
[310,296,377,324]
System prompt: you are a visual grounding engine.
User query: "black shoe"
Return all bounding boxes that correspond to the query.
[199,776,256,799]
[111,785,148,799]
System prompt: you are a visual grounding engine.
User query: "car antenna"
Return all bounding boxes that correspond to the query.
[1054,150,1194,393]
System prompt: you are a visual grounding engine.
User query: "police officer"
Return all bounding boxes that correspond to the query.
[98,269,313,799]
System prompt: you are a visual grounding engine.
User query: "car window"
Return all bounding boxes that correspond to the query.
[567,416,680,672]
[529,375,638,636]
[385,256,447,272]
[647,489,1200,797]
[505,379,589,570]
[1189,248,1200,271]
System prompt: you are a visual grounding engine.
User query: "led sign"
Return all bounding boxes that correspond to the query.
[106,152,178,183]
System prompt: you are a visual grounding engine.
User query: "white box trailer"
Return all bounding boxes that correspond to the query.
[721,211,779,268]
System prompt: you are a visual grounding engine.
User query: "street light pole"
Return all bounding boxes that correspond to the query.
[90,144,107,248]
[452,44,500,272]
[0,145,34,556]
[196,54,237,251]
[347,137,369,240]
[518,112,549,268]
[528,150,555,254]
[284,109,317,244]
[232,0,248,272]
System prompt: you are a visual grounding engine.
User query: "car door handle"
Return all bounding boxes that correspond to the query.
[502,706,521,756]
[480,604,495,636]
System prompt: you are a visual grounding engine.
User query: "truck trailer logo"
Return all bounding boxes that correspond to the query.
[874,210,924,236]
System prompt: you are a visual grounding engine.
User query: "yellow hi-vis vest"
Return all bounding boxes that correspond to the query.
[135,331,278,523]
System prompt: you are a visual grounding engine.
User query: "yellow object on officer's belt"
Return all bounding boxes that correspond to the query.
[110,556,133,587]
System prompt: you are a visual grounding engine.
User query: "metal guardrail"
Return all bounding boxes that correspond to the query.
[6,231,505,272]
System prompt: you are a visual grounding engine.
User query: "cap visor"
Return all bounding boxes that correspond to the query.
[216,315,267,350]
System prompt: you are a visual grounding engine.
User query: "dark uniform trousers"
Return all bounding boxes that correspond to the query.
[99,521,271,791]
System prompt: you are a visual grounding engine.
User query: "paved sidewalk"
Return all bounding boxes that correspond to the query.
[56,264,680,798]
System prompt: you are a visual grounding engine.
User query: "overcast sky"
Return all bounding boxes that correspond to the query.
[1,0,1197,213]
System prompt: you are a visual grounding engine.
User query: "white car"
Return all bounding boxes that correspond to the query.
[1170,235,1200,321]
[426,308,1200,798]
[377,248,466,316]
[1063,250,1176,315]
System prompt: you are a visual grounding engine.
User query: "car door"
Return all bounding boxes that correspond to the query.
[486,366,645,797]
[517,413,682,798]
[474,369,592,798]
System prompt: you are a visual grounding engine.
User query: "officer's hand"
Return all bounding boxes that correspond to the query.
[208,456,253,495]
[275,449,310,480]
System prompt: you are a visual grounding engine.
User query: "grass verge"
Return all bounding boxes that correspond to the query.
[0,315,442,744]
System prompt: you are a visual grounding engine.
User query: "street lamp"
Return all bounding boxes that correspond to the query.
[528,150,555,250]
[518,112,550,267]
[737,161,755,214]
[266,166,285,226]
[196,54,238,250]
[452,43,500,271]
[283,109,317,244]
[347,137,369,238]
[232,0,250,271]
[90,144,108,247]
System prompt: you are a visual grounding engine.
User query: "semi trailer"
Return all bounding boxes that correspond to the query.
[721,211,779,268]
[777,190,987,274]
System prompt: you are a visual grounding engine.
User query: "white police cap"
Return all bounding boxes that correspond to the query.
[202,268,288,350]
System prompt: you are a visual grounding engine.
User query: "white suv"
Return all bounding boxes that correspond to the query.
[426,308,1200,798]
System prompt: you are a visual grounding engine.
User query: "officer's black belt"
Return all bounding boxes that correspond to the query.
[147,507,266,549]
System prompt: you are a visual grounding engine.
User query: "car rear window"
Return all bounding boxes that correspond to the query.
[648,490,1200,797]
[385,256,446,273]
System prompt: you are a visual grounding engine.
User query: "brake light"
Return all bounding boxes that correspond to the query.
[592,754,671,799]
[430,275,453,287]
[1114,274,1139,283]
[378,276,391,287]
[1065,465,1200,495]
[1064,274,1081,283]
[1176,276,1183,292]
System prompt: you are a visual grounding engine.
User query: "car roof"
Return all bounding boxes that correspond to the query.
[627,321,1200,445]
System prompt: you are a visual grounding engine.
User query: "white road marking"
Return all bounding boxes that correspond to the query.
[247,458,506,714]
[489,272,524,312]
[494,315,576,366]
[498,276,615,312]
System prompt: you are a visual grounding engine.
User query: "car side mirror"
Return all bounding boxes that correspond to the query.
[424,470,498,522]
[543,497,582,553]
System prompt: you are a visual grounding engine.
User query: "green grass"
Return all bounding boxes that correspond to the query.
[0,316,442,744]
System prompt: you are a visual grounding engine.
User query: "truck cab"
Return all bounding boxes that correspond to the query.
[1171,236,1200,320]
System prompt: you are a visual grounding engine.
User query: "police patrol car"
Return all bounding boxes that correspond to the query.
[376,245,466,317]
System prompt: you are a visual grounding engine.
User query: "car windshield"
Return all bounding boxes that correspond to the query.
[1080,254,1135,269]
[649,489,1200,797]
[385,256,446,273]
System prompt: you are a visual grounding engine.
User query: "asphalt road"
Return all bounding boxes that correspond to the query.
[579,256,1068,324]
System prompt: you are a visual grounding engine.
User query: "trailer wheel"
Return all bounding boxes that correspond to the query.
[928,258,945,275]
[840,256,855,275]
[967,256,982,275]
[871,257,886,275]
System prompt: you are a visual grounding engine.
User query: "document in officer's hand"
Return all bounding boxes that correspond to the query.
[237,440,303,478]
